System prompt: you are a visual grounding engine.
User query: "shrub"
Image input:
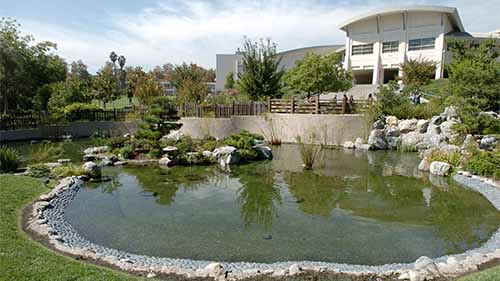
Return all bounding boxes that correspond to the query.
[27,164,51,178]
[29,141,64,163]
[425,148,463,169]
[51,164,85,178]
[119,145,135,159]
[91,130,110,146]
[201,138,223,152]
[296,133,322,170]
[147,149,162,159]
[223,130,264,161]
[465,148,500,179]
[105,136,131,149]
[0,146,20,173]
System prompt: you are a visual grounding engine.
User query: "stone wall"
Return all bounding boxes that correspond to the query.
[180,114,369,145]
[0,121,139,142]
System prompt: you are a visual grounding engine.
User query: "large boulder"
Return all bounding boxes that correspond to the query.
[429,161,451,177]
[430,115,446,126]
[461,134,477,151]
[372,120,385,130]
[158,156,176,167]
[254,145,273,159]
[354,137,364,148]
[163,130,184,141]
[213,146,240,166]
[440,120,459,142]
[400,132,425,148]
[385,126,401,137]
[418,159,430,172]
[385,116,399,127]
[398,119,419,134]
[416,120,430,133]
[480,135,498,150]
[343,141,355,149]
[83,161,101,178]
[442,106,458,120]
[83,146,109,155]
[424,124,444,147]
[368,129,387,150]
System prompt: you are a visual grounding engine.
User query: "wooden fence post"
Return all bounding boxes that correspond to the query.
[291,96,295,114]
[267,97,271,113]
[315,95,319,114]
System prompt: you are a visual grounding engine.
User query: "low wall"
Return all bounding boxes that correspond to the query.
[180,114,370,145]
[0,121,138,142]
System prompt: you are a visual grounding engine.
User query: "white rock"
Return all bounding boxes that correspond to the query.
[146,272,157,278]
[429,161,451,176]
[480,135,498,150]
[418,159,430,172]
[354,137,364,148]
[204,262,224,277]
[162,146,178,153]
[343,141,355,149]
[416,120,430,133]
[163,130,184,141]
[400,132,425,148]
[440,120,460,142]
[398,119,419,134]
[461,134,477,151]
[202,150,213,158]
[408,270,426,281]
[82,161,101,178]
[44,162,62,169]
[385,116,399,126]
[158,157,175,167]
[372,120,385,129]
[414,256,434,270]
[83,146,109,155]
[57,159,71,164]
[442,106,458,119]
[289,264,302,275]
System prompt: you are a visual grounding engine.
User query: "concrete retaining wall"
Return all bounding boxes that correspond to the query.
[180,114,370,145]
[0,121,138,142]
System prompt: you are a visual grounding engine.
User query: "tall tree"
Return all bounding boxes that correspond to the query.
[133,72,163,107]
[170,63,209,104]
[92,63,120,108]
[399,57,437,96]
[224,72,235,90]
[283,52,351,97]
[236,38,284,100]
[70,60,91,82]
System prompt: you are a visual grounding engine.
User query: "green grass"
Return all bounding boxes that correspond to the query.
[459,266,500,281]
[421,78,449,99]
[0,174,144,281]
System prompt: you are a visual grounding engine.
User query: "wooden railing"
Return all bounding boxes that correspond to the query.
[268,97,369,114]
[177,102,268,118]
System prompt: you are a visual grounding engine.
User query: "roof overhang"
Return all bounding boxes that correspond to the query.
[338,5,465,33]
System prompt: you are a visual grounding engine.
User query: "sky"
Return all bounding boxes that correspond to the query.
[1,0,499,72]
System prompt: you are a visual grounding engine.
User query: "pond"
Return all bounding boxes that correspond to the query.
[63,145,500,265]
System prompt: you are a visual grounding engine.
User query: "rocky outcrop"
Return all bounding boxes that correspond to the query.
[83,146,109,155]
[480,135,498,150]
[368,129,387,150]
[429,161,451,177]
[213,146,241,167]
[254,145,273,160]
[82,161,101,178]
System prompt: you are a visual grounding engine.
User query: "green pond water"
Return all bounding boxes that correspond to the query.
[43,144,500,265]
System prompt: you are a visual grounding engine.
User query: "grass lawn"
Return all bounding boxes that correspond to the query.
[0,174,144,281]
[459,266,500,281]
[1,173,499,281]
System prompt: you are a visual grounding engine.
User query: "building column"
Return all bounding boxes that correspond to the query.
[399,12,408,80]
[372,42,382,85]
[434,29,446,79]
[343,33,352,71]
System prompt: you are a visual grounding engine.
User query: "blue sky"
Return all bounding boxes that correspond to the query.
[2,0,499,72]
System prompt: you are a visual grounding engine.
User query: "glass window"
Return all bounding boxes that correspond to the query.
[382,41,399,53]
[352,44,374,55]
[409,37,435,51]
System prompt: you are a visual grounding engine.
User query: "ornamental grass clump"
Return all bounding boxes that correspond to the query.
[0,146,20,173]
[296,133,322,170]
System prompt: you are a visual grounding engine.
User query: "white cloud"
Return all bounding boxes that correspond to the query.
[18,0,500,73]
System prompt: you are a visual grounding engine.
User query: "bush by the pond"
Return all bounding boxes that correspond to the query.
[27,164,51,178]
[425,148,463,170]
[147,149,162,159]
[29,141,64,163]
[119,145,135,160]
[465,147,500,179]
[296,133,322,170]
[0,146,20,173]
[51,165,86,178]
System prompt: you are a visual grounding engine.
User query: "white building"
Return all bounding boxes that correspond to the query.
[215,5,499,91]
[339,5,499,85]
[215,45,343,91]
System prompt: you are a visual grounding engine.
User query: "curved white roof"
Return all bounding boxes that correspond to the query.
[338,5,465,32]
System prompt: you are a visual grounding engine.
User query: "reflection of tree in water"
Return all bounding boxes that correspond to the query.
[285,170,345,217]
[428,185,500,253]
[124,166,223,205]
[232,163,282,230]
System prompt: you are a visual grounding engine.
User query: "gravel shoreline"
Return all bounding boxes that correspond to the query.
[24,173,500,280]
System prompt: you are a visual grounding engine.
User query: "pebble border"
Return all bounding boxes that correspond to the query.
[25,172,500,280]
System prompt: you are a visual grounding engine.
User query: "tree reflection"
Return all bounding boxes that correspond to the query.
[124,166,222,205]
[232,163,282,230]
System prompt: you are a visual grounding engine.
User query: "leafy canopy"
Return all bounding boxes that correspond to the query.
[283,52,352,95]
[236,38,284,100]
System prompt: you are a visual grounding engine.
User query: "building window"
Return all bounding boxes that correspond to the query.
[352,44,374,55]
[408,37,435,51]
[382,41,399,53]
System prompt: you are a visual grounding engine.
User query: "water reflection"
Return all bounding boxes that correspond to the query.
[84,145,500,258]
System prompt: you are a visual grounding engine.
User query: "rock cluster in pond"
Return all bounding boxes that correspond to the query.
[25,173,500,281]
